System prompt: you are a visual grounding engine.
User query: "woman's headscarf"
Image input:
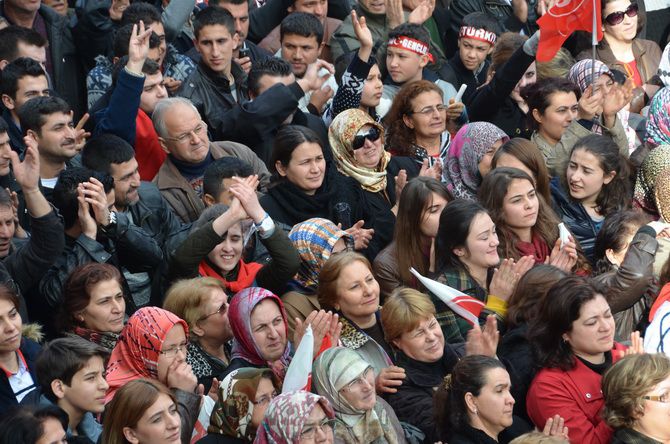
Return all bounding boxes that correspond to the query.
[312,347,400,444]
[328,109,391,193]
[105,307,189,402]
[568,60,638,152]
[646,87,670,147]
[655,167,670,222]
[229,288,291,379]
[254,391,335,444]
[288,218,354,292]
[208,368,281,441]
[634,144,670,217]
[442,122,508,200]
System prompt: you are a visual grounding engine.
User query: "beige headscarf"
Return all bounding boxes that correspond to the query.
[328,109,390,193]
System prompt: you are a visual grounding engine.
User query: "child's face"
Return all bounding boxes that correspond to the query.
[58,355,109,414]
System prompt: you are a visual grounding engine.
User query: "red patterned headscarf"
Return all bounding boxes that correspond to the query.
[105,307,189,403]
[229,288,291,379]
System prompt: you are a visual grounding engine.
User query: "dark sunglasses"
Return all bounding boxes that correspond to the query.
[352,126,381,150]
[605,3,638,26]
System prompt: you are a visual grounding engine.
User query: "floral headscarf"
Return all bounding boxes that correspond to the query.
[442,122,508,200]
[208,368,281,441]
[328,109,391,193]
[105,307,189,402]
[229,288,291,379]
[646,87,670,147]
[312,347,400,444]
[633,144,670,218]
[254,391,335,444]
[288,218,354,292]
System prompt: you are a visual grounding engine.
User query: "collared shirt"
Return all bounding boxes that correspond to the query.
[0,349,37,403]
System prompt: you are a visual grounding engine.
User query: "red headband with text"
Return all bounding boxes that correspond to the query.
[388,36,434,63]
[459,26,497,45]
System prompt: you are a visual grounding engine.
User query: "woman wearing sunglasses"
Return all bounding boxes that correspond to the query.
[593,0,661,108]
[328,109,400,259]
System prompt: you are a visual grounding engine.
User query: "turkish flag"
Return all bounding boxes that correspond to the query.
[536,0,603,62]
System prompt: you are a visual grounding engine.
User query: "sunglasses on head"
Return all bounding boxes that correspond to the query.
[605,2,638,26]
[352,126,381,150]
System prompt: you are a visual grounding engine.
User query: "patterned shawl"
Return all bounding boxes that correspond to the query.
[229,288,291,380]
[312,347,400,444]
[442,122,508,200]
[646,87,670,147]
[634,144,670,217]
[105,307,189,402]
[288,218,354,292]
[254,391,335,444]
[208,368,281,441]
[328,109,390,193]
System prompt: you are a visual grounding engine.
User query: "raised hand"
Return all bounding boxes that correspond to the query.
[394,169,408,199]
[513,255,535,279]
[387,0,405,29]
[578,85,603,121]
[228,175,264,223]
[127,20,153,74]
[375,366,406,394]
[163,77,182,94]
[80,177,111,227]
[297,60,335,93]
[309,85,334,113]
[73,112,90,153]
[352,10,373,55]
[602,81,633,127]
[294,310,342,357]
[465,315,499,357]
[543,415,569,440]
[77,189,97,240]
[345,220,374,250]
[547,238,578,272]
[109,0,129,21]
[419,158,442,180]
[408,0,436,25]
[446,98,464,121]
[11,135,41,192]
[620,331,644,357]
[488,258,521,301]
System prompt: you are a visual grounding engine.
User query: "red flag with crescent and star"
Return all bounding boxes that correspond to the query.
[536,0,603,62]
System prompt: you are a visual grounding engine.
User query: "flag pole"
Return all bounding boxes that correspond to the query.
[592,0,598,88]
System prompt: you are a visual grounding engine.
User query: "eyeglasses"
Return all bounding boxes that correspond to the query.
[352,126,381,150]
[163,121,208,144]
[410,104,448,117]
[643,394,670,403]
[159,341,189,358]
[343,367,374,392]
[252,390,278,407]
[605,3,638,26]
[300,418,336,440]
[197,303,228,323]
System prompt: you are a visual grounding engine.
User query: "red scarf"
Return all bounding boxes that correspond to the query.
[135,109,167,181]
[198,259,263,293]
[516,233,552,264]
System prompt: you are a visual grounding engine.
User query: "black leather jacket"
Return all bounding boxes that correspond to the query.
[177,61,306,147]
[550,177,600,264]
[38,207,165,312]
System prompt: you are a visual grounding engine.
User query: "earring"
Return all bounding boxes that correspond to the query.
[474,408,478,415]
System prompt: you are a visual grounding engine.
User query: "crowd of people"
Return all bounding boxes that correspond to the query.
[0,0,669,443]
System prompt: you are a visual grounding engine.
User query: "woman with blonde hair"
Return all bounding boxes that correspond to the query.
[102,378,181,444]
[380,288,496,442]
[163,277,231,389]
[602,353,670,443]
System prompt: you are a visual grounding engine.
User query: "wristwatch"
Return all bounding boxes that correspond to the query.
[254,213,275,238]
[102,211,117,230]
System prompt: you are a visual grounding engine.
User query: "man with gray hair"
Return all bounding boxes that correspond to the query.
[152,97,271,223]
